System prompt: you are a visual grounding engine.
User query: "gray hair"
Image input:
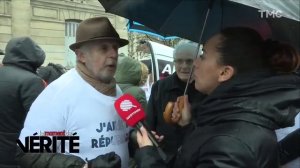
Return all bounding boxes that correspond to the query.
[78,42,94,54]
[76,42,95,62]
[173,40,199,58]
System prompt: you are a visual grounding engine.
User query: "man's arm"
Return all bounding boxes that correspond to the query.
[16,146,86,168]
[17,84,71,168]
[16,146,121,168]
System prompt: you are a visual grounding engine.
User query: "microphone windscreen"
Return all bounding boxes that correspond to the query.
[114,94,146,127]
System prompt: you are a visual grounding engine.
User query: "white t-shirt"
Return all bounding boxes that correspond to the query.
[19,69,129,168]
[276,113,300,168]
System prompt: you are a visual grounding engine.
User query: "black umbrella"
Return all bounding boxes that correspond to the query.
[127,20,178,40]
[99,0,299,50]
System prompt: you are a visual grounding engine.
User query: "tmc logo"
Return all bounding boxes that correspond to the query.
[258,9,282,18]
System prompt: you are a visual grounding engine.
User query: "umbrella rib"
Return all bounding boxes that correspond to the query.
[183,4,211,95]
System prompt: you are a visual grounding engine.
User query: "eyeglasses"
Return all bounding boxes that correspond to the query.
[174,59,193,65]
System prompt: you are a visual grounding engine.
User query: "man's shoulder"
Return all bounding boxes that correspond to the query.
[126,86,145,96]
[162,73,176,82]
[53,69,78,82]
[118,84,143,95]
[154,73,175,86]
[1,65,41,81]
[45,69,83,92]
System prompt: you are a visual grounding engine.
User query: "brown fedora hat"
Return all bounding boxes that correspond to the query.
[69,17,129,51]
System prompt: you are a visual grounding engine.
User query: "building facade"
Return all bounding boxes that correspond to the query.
[0,0,128,67]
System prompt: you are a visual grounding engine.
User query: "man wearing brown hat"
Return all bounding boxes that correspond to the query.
[17,17,129,168]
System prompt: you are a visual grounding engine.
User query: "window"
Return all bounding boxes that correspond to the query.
[65,20,80,68]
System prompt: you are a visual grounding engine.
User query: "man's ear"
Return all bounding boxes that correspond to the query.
[75,49,86,63]
[218,66,234,82]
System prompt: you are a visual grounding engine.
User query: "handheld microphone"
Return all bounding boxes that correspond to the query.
[114,94,167,161]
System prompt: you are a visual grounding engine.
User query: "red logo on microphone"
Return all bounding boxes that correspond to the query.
[114,94,146,127]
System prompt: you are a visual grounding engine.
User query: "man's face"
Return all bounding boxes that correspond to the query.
[77,40,119,83]
[174,51,194,82]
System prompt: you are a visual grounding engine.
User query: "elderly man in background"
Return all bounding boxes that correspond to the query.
[145,40,206,160]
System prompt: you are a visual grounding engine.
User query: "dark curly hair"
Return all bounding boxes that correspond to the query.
[218,27,300,74]
[37,63,66,84]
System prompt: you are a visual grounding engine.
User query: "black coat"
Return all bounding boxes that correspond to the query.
[146,73,206,157]
[0,37,45,167]
[278,128,300,165]
[136,72,300,168]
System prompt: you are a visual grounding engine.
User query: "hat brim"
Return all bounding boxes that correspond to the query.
[69,37,129,51]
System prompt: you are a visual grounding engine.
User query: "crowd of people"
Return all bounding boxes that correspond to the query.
[0,16,299,168]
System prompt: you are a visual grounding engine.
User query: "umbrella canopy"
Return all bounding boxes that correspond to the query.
[230,0,299,21]
[99,0,300,50]
[127,20,178,40]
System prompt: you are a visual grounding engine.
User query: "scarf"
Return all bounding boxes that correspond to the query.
[76,61,116,96]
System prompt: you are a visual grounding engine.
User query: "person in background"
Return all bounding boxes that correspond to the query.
[115,56,148,110]
[0,37,46,168]
[37,62,66,84]
[145,40,206,160]
[115,56,149,168]
[135,27,300,168]
[16,17,129,168]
